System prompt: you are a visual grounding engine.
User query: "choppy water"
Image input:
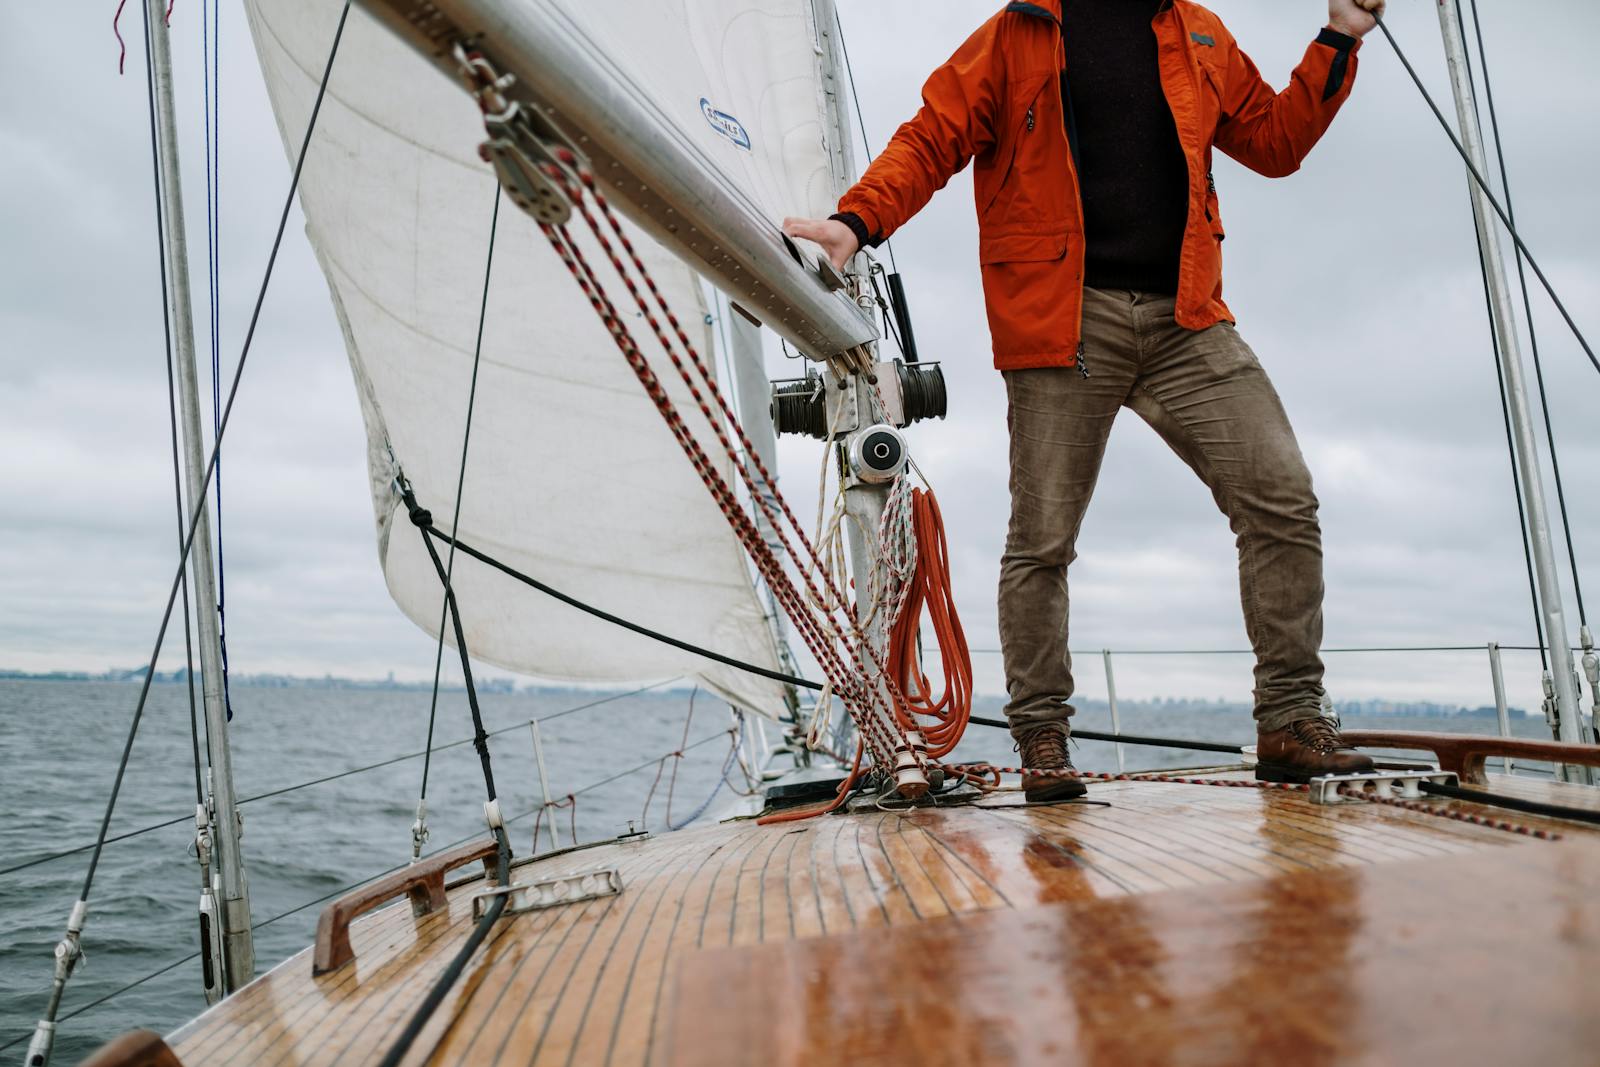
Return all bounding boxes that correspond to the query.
[0,679,1552,1061]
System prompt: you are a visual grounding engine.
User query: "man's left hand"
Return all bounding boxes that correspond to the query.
[1328,0,1385,39]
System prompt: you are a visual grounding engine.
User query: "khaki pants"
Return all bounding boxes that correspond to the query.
[999,287,1325,736]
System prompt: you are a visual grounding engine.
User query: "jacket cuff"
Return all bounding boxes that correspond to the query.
[829,211,884,250]
[1316,26,1360,52]
[1315,27,1359,102]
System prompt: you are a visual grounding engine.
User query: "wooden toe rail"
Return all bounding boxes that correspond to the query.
[1342,730,1600,786]
[313,837,499,974]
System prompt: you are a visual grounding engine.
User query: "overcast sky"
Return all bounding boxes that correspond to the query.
[3,1,1596,715]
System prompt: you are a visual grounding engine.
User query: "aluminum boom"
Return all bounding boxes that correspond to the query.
[351,0,877,362]
[1435,0,1587,779]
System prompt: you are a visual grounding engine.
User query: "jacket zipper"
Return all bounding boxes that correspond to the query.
[1026,106,1035,132]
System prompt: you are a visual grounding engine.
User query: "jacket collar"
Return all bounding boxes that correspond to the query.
[1006,0,1176,26]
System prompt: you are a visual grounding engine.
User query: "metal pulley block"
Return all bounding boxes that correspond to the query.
[453,41,585,224]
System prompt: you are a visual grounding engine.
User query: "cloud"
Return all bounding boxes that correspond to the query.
[3,1,1595,720]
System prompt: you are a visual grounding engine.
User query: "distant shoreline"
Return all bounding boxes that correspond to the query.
[0,670,1527,718]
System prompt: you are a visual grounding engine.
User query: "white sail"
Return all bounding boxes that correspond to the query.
[241,0,843,714]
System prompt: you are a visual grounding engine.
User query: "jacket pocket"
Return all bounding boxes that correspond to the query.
[978,74,1053,219]
[979,230,1070,265]
[1194,53,1227,142]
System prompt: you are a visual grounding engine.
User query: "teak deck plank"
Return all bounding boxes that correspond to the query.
[665,836,1600,1066]
[168,774,1600,1067]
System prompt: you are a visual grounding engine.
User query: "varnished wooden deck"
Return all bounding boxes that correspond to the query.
[166,772,1600,1066]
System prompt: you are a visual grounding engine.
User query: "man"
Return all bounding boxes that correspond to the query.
[784,0,1383,800]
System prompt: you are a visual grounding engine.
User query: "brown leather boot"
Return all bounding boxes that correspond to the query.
[1256,717,1375,783]
[1017,724,1088,802]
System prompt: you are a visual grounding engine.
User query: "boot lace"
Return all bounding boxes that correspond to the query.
[1017,726,1073,770]
[1289,717,1345,755]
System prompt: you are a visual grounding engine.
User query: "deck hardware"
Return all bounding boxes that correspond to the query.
[471,867,624,918]
[455,42,584,225]
[1103,650,1125,774]
[529,718,561,851]
[313,838,498,974]
[410,798,430,863]
[1308,770,1460,805]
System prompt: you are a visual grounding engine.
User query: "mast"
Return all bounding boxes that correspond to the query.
[1435,0,1588,780]
[147,0,256,985]
[810,0,918,784]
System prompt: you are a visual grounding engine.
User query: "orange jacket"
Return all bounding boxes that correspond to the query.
[835,1,1361,371]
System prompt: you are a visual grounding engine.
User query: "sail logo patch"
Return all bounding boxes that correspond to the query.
[700,98,752,151]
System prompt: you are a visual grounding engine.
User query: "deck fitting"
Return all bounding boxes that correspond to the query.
[1308,770,1461,805]
[471,867,624,917]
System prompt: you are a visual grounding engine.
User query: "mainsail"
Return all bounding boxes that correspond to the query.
[242,0,844,713]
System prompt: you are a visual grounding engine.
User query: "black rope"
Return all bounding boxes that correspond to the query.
[377,847,508,1067]
[139,0,204,805]
[74,1,350,906]
[1373,13,1600,379]
[421,185,503,803]
[381,483,513,1067]
[1419,779,1600,827]
[1461,0,1588,628]
[418,520,825,692]
[1452,2,1549,673]
[970,715,1244,755]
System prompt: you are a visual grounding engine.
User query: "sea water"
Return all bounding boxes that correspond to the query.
[0,679,1552,1060]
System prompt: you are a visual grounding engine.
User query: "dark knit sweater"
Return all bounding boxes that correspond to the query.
[1060,0,1190,295]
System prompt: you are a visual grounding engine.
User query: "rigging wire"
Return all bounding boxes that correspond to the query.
[0,679,681,881]
[0,724,740,1060]
[1461,0,1588,627]
[1450,1,1548,671]
[73,0,350,909]
[419,185,503,811]
[380,488,514,1067]
[419,520,825,691]
[1372,13,1600,381]
[199,0,236,722]
[138,0,204,803]
[832,9,897,274]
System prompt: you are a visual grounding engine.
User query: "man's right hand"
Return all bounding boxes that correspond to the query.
[782,217,860,271]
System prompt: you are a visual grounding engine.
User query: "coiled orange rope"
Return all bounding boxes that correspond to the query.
[887,487,973,759]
